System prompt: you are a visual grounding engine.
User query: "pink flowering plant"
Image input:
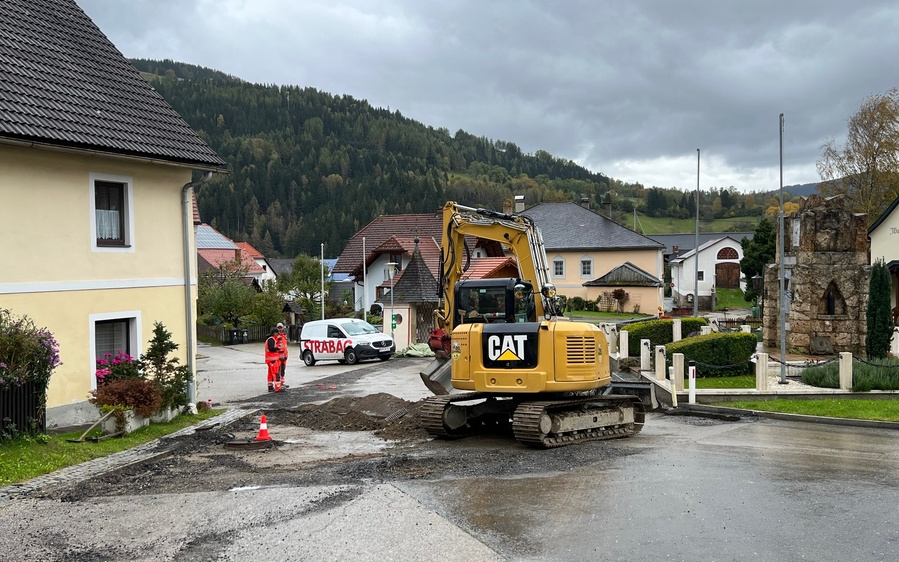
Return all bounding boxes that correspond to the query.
[0,309,62,394]
[94,350,142,386]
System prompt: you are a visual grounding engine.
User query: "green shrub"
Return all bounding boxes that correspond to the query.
[141,322,190,410]
[666,332,758,377]
[802,357,899,391]
[624,317,708,356]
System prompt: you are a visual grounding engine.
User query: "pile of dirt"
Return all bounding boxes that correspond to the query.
[275,392,430,441]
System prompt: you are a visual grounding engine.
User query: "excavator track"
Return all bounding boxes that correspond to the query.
[420,392,501,438]
[512,395,645,448]
[422,392,644,448]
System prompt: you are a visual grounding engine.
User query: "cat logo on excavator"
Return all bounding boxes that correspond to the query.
[487,334,527,361]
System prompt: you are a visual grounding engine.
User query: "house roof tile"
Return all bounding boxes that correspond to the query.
[521,202,664,251]
[0,0,227,171]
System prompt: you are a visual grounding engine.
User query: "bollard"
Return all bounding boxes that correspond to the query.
[755,352,768,391]
[673,353,685,392]
[688,360,697,404]
[619,330,629,360]
[839,352,852,391]
[673,319,682,342]
[640,339,651,371]
[654,345,666,381]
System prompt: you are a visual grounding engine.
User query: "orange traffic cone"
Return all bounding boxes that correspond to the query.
[255,414,272,441]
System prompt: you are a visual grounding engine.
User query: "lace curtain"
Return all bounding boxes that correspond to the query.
[96,209,120,239]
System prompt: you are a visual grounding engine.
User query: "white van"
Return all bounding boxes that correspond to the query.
[299,318,396,366]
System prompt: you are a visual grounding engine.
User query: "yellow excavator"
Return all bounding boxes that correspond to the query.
[420,201,644,448]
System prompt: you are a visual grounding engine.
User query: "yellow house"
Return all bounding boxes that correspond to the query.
[0,0,227,427]
[521,202,665,314]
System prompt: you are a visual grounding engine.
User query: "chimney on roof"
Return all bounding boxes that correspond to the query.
[514,195,525,213]
[580,197,590,208]
[502,199,512,214]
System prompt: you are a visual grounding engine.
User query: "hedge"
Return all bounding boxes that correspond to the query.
[624,318,708,357]
[665,332,758,377]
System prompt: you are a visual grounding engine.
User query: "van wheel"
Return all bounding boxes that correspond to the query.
[344,348,359,365]
[302,351,316,366]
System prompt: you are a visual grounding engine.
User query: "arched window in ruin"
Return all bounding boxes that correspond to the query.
[820,281,846,315]
[717,247,738,260]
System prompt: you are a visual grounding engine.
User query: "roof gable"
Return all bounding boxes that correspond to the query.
[0,0,226,170]
[388,242,439,304]
[583,262,662,287]
[522,203,664,251]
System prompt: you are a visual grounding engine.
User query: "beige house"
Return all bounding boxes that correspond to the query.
[868,194,899,325]
[0,0,227,426]
[521,202,665,314]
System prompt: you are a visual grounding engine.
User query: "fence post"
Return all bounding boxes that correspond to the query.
[839,352,853,391]
[673,352,685,391]
[619,330,629,359]
[673,319,682,342]
[640,339,651,371]
[654,345,666,381]
[755,352,768,391]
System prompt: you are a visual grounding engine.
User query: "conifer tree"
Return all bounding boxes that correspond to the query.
[865,259,893,358]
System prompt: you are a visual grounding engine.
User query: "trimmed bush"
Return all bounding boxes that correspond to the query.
[666,332,757,377]
[625,317,708,356]
[91,378,162,418]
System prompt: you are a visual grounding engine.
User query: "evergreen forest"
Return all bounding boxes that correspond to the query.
[132,59,797,259]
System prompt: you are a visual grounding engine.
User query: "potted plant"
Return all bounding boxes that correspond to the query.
[91,352,161,434]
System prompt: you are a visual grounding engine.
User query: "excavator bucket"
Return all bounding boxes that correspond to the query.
[419,357,452,395]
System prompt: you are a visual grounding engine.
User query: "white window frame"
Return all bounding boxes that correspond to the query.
[89,310,142,391]
[90,172,135,253]
[553,257,565,278]
[580,256,593,279]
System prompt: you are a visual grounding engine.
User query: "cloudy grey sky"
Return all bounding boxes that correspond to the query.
[78,0,899,192]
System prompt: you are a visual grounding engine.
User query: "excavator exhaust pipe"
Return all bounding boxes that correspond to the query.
[420,357,452,395]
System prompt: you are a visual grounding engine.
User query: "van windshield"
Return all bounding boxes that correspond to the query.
[342,321,380,336]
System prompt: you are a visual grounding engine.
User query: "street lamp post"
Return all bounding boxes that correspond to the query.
[386,262,397,339]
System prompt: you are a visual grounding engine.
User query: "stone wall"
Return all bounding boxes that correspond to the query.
[763,195,869,355]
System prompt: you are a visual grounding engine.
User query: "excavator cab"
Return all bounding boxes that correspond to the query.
[454,278,535,325]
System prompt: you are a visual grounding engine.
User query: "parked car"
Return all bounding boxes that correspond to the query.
[299,318,395,366]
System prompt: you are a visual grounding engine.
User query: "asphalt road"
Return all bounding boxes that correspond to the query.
[1,342,897,561]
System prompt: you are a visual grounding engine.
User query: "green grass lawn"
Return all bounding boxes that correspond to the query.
[694,376,756,389]
[567,310,653,322]
[0,409,221,487]
[712,398,899,422]
[714,287,751,311]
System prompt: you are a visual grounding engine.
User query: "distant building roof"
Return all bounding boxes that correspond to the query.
[235,242,264,260]
[522,203,664,251]
[0,0,227,171]
[649,232,754,256]
[461,257,519,280]
[669,236,743,263]
[196,224,238,250]
[333,212,445,275]
[197,248,264,275]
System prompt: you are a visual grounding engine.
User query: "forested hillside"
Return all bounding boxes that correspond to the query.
[132,59,797,258]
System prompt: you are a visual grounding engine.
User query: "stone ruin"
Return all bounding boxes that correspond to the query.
[763,194,869,356]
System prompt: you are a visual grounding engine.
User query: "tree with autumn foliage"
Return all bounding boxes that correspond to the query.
[817,88,899,226]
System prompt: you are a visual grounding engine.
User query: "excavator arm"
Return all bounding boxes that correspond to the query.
[433,201,562,333]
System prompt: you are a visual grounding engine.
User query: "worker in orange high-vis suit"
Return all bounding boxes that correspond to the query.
[265,327,282,392]
[275,322,289,389]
